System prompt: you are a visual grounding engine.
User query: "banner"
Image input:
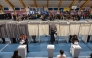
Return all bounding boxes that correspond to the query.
[64,7,70,11]
[72,6,77,9]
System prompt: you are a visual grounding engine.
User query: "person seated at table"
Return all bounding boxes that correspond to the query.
[32,35,36,43]
[57,50,66,58]
[71,35,79,44]
[20,34,29,53]
[12,50,22,58]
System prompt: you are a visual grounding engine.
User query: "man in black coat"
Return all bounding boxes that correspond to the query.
[50,28,55,44]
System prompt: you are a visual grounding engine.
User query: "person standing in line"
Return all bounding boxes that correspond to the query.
[50,28,55,44]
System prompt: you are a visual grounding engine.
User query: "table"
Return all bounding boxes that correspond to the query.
[18,45,27,58]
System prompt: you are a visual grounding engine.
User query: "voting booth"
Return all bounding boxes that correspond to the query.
[87,20,92,41]
[39,21,49,43]
[59,21,70,43]
[1,20,92,43]
[18,45,27,58]
[69,21,80,35]
[79,21,90,43]
[28,21,39,43]
[70,45,81,58]
[47,45,55,58]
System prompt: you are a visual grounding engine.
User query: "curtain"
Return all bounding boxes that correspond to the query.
[0,24,7,38]
[6,23,17,38]
[70,24,80,35]
[89,24,92,35]
[6,22,29,38]
[18,23,29,37]
[59,25,69,36]
[79,24,90,35]
[55,24,59,36]
[28,24,38,36]
[39,24,49,35]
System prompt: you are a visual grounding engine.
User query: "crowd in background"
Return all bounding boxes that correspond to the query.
[1,7,92,21]
[13,8,92,21]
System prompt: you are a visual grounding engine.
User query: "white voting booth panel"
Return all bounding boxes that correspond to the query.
[69,21,80,35]
[80,24,90,43]
[39,24,49,43]
[18,45,27,58]
[89,24,92,35]
[79,24,90,35]
[55,24,59,36]
[79,21,90,43]
[82,35,88,43]
[47,45,54,58]
[88,22,92,41]
[28,24,39,42]
[59,24,69,36]
[71,45,81,57]
[39,24,49,36]
[28,24,39,36]
[55,24,59,43]
[59,22,70,43]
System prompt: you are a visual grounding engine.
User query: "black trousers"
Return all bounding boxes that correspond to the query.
[87,35,90,42]
[69,35,72,42]
[32,35,36,43]
[12,38,17,43]
[50,38,55,44]
[2,38,5,44]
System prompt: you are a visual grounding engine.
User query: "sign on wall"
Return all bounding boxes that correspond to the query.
[64,7,70,11]
[72,6,77,9]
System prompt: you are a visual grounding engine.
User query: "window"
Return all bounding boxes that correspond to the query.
[54,8,58,10]
[15,8,20,10]
[4,8,9,10]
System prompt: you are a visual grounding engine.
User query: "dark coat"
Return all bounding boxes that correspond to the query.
[50,30,55,42]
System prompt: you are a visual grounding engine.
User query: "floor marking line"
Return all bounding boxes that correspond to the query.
[0,43,9,52]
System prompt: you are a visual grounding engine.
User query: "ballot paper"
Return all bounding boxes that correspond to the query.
[20,40,25,44]
[74,42,78,45]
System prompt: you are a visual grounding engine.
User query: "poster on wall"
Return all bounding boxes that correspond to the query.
[72,6,77,9]
[64,7,70,11]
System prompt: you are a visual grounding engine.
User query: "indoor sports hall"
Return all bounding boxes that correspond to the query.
[0,0,92,58]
